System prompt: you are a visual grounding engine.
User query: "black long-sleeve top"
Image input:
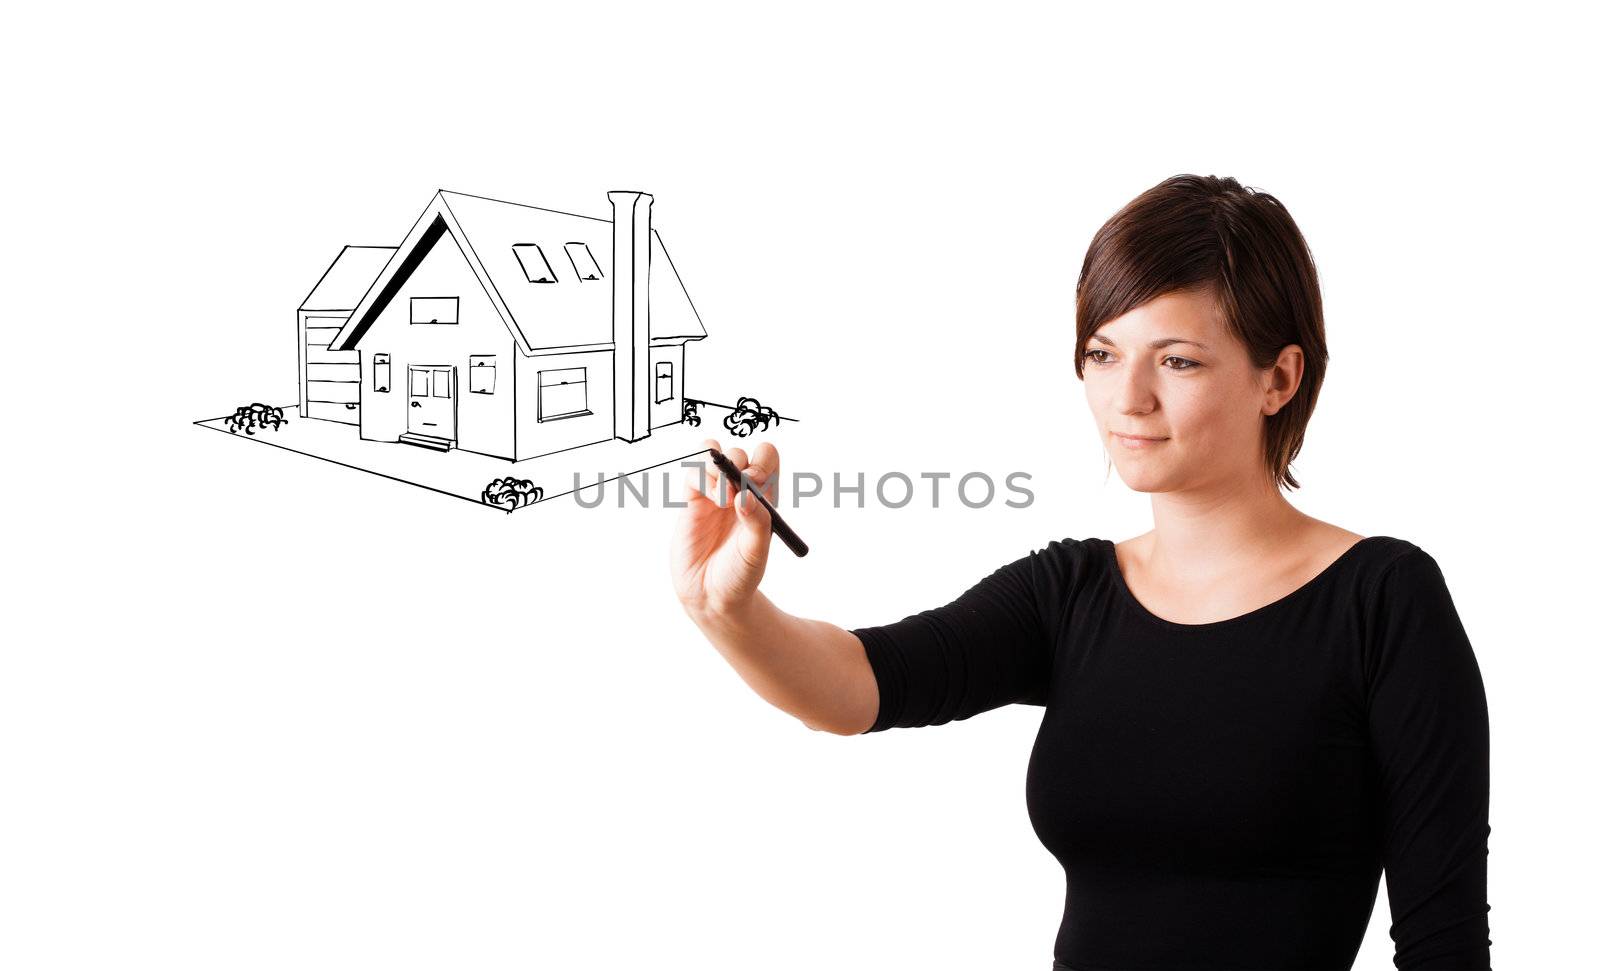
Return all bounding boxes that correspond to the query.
[851,536,1491,971]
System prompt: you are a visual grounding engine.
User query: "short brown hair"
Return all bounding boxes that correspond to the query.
[1074,174,1327,491]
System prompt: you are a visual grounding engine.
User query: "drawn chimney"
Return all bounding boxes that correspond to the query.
[609,190,653,443]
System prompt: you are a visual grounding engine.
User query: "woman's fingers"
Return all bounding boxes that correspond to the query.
[725,447,750,502]
[682,438,780,507]
[687,438,724,503]
[746,442,780,502]
[735,467,773,530]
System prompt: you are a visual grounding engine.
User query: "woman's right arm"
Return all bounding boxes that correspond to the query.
[671,439,879,736]
[684,590,880,736]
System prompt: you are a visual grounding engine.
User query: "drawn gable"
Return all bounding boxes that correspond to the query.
[345,224,518,459]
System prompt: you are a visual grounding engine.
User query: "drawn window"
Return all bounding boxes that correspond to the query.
[512,244,558,283]
[410,368,429,396]
[410,296,458,325]
[373,353,391,393]
[433,368,451,398]
[565,242,603,281]
[655,361,673,403]
[538,367,590,421]
[470,355,496,394]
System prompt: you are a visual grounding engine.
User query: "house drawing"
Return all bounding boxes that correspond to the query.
[295,189,707,461]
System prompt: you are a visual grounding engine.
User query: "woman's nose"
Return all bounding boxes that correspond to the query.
[1112,365,1157,415]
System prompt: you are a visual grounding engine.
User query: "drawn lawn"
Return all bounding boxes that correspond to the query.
[196,404,734,513]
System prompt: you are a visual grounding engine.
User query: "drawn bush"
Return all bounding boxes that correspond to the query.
[682,399,702,427]
[483,477,543,510]
[226,402,287,435]
[723,395,781,438]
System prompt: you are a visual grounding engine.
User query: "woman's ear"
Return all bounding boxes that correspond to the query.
[1263,344,1305,416]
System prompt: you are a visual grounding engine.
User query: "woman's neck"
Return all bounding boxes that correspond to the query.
[1141,478,1315,579]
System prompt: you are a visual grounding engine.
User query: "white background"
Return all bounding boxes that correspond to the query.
[4,2,1593,968]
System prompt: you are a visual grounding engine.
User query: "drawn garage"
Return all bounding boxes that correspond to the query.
[294,189,707,461]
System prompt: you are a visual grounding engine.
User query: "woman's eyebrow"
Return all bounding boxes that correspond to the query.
[1089,334,1211,351]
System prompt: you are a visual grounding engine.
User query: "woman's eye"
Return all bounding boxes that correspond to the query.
[1083,350,1197,370]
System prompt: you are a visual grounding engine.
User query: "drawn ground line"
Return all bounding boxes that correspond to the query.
[528,446,718,505]
[192,403,304,426]
[195,420,743,514]
[689,397,800,423]
[193,420,491,512]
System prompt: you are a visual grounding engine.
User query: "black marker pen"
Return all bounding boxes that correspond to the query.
[707,448,809,558]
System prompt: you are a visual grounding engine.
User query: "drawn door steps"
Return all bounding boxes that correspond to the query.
[398,432,454,452]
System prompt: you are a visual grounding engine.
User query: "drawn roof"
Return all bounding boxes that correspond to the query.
[328,190,707,354]
[298,246,397,312]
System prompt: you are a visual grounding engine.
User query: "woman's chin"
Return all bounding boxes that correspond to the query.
[1115,467,1175,494]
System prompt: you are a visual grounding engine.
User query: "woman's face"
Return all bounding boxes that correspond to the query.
[1082,286,1297,495]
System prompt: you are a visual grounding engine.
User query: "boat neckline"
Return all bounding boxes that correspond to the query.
[1092,535,1387,632]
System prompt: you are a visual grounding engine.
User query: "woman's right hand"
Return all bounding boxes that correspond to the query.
[671,439,780,620]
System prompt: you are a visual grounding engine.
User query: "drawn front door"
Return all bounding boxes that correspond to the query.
[408,365,457,439]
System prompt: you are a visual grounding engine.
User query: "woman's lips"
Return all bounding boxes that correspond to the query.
[1112,433,1168,449]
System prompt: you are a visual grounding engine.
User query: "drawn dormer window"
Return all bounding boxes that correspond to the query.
[565,242,603,281]
[512,243,558,283]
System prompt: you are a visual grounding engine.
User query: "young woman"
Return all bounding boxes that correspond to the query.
[670,174,1492,971]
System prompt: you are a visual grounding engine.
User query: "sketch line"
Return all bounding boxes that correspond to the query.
[194,420,491,512]
[531,447,716,505]
[192,404,300,426]
[691,398,800,422]
[439,188,611,224]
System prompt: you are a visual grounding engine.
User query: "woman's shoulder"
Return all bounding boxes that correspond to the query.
[1347,536,1469,638]
[1353,538,1479,679]
[1036,535,1101,557]
[1028,535,1106,570]
[1349,534,1441,583]
[1010,536,1111,595]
